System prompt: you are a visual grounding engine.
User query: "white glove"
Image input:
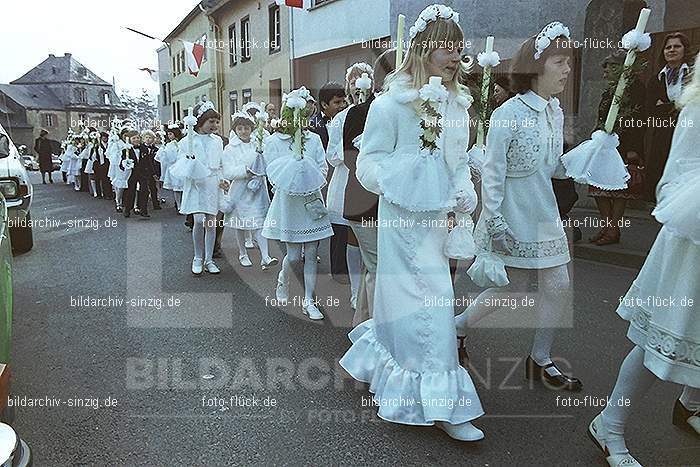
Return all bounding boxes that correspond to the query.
[492,228,516,254]
[455,189,478,214]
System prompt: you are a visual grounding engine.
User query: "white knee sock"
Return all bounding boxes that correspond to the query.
[174,191,182,209]
[235,229,248,257]
[115,188,124,207]
[303,242,319,303]
[530,265,572,376]
[346,245,362,298]
[192,214,205,260]
[254,229,270,260]
[601,346,656,456]
[680,386,700,411]
[204,215,216,263]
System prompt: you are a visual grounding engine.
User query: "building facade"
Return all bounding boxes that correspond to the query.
[0,53,127,149]
[164,5,217,124]
[290,0,392,96]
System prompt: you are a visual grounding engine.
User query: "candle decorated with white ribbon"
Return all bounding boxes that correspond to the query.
[604,8,651,133]
[187,107,194,156]
[476,36,495,148]
[396,14,406,69]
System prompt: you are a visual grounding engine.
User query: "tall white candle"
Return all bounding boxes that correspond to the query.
[396,14,406,69]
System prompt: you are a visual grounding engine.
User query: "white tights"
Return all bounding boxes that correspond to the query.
[115,187,124,208]
[174,191,182,210]
[279,241,319,304]
[455,264,572,372]
[192,213,217,263]
[235,229,270,260]
[601,345,700,455]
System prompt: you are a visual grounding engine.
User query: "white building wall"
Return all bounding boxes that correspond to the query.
[291,0,391,59]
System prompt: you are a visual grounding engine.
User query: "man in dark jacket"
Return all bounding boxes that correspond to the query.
[343,49,395,325]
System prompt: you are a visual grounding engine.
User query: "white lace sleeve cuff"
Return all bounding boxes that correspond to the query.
[485,215,509,235]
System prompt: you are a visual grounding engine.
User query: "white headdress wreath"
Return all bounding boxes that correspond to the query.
[231,111,255,124]
[409,4,460,41]
[196,98,216,118]
[534,21,571,60]
[345,62,374,82]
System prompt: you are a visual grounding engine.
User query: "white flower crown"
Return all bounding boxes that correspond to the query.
[534,21,570,60]
[196,99,216,118]
[232,111,256,124]
[409,4,460,40]
[346,62,374,82]
[242,102,263,114]
[355,73,373,91]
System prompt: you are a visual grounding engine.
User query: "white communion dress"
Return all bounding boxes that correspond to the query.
[157,140,180,188]
[221,135,270,230]
[339,76,484,426]
[261,130,333,243]
[172,132,224,216]
[326,105,354,225]
[616,103,700,387]
[474,91,571,269]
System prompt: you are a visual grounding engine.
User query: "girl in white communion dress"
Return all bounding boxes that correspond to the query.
[339,4,485,442]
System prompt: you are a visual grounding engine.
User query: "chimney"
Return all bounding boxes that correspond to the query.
[48,54,55,58]
[64,53,72,58]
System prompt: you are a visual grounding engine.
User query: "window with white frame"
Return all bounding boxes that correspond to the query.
[228,24,237,67]
[241,16,251,61]
[269,4,281,54]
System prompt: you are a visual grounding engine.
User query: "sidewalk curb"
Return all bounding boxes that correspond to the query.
[573,243,646,269]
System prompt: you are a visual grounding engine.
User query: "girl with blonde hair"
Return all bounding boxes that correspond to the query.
[339,4,484,441]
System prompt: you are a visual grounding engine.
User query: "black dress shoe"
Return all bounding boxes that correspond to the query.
[673,399,700,436]
[457,337,470,366]
[525,356,583,391]
[140,212,151,218]
[124,211,131,218]
[154,205,162,210]
[212,249,222,259]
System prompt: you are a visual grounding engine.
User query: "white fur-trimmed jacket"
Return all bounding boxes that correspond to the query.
[356,75,476,212]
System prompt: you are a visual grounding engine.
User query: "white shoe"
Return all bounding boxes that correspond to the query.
[261,256,278,271]
[302,301,324,320]
[435,421,484,441]
[191,258,203,275]
[238,255,253,267]
[204,261,220,274]
[245,239,255,249]
[588,414,643,467]
[275,275,289,303]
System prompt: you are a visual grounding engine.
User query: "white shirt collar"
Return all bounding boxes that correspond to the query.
[519,90,560,112]
[658,62,690,81]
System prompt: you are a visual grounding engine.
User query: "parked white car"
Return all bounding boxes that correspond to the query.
[0,123,33,253]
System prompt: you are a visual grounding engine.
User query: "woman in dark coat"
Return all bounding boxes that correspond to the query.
[34,129,54,183]
[644,32,692,202]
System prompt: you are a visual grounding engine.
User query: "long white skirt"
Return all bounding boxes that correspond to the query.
[339,197,484,425]
[617,227,700,387]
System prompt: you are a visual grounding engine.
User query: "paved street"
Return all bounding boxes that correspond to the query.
[9,174,699,466]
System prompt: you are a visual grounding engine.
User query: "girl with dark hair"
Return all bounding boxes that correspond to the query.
[222,113,276,269]
[173,101,225,275]
[159,123,185,211]
[455,22,583,392]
